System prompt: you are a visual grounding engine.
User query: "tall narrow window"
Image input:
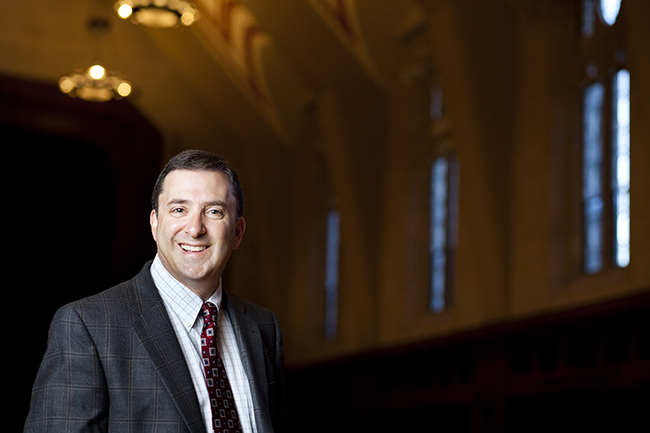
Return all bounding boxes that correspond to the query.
[580,0,629,274]
[612,69,630,268]
[429,155,458,313]
[324,208,340,339]
[582,0,596,36]
[582,81,605,274]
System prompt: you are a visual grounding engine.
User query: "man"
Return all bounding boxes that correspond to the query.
[25,150,285,433]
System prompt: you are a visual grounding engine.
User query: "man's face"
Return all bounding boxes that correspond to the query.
[150,169,245,296]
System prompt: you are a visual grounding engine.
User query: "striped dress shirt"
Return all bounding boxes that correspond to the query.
[151,255,258,433]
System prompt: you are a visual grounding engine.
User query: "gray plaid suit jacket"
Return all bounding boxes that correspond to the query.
[24,261,286,433]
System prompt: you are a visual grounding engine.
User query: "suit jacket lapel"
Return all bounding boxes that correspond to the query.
[129,263,206,433]
[222,292,272,428]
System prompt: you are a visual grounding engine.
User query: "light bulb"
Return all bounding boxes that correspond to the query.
[89,64,106,80]
[117,81,132,97]
[59,77,75,93]
[117,4,133,19]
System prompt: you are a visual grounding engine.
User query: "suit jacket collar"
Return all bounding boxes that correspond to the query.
[129,261,207,433]
[222,291,267,386]
[126,261,273,433]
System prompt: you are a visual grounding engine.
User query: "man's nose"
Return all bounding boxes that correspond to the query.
[186,212,206,237]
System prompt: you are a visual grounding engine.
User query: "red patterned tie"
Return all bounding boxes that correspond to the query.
[200,302,242,433]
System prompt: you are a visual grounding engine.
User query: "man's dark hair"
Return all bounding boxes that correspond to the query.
[151,149,244,219]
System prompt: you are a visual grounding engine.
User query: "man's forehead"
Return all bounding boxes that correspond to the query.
[164,169,229,185]
[161,170,234,197]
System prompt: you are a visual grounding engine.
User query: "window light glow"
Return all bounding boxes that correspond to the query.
[430,157,449,313]
[600,0,622,26]
[612,69,630,268]
[583,81,605,274]
[324,208,340,340]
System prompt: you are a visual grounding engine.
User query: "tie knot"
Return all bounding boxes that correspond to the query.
[201,302,218,326]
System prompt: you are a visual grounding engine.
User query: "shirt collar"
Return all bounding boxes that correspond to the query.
[151,254,222,332]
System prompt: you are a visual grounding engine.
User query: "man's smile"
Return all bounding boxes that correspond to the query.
[180,244,208,252]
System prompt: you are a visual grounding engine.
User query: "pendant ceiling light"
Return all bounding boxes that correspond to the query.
[59,16,133,102]
[115,0,199,28]
[59,63,132,102]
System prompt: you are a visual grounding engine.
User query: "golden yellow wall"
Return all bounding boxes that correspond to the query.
[223,0,650,367]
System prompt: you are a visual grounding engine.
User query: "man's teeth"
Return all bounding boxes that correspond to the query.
[181,244,207,252]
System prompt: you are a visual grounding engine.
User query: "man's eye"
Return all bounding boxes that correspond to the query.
[208,209,224,217]
[171,208,185,214]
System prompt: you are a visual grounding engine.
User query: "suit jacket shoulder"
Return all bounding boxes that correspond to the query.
[25,262,286,433]
[25,261,205,433]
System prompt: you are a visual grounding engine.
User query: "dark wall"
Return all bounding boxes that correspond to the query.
[2,75,163,430]
[286,291,650,433]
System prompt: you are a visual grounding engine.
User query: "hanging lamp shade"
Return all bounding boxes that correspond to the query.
[58,14,133,102]
[115,0,199,28]
[59,63,132,102]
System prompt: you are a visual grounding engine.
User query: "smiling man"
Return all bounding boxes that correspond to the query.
[25,150,286,433]
[151,167,246,300]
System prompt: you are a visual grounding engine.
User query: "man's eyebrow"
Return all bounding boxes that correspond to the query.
[164,198,190,207]
[204,200,228,207]
[164,199,228,208]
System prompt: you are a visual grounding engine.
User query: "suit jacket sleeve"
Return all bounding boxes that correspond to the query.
[24,303,109,433]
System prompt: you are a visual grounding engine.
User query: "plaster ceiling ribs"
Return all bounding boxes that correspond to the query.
[188,0,425,146]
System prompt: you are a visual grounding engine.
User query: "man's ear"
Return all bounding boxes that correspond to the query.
[149,209,158,242]
[233,217,246,249]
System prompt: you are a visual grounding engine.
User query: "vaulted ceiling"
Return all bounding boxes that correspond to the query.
[0,0,428,155]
